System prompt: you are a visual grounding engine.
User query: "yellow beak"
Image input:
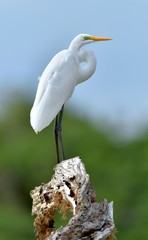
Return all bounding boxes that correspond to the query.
[85,36,112,41]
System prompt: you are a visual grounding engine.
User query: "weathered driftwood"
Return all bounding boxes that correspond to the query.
[30,157,115,240]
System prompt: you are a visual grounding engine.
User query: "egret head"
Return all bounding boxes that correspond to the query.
[69,33,112,50]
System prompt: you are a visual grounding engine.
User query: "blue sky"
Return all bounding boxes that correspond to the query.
[0,0,148,136]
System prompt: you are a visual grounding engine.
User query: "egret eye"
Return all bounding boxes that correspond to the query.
[84,36,90,41]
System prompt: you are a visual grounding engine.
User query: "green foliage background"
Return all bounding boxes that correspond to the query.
[0,95,148,239]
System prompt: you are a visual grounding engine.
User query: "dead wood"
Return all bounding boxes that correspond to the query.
[30,157,115,240]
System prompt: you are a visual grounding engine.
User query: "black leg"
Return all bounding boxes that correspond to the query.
[54,115,60,164]
[54,105,65,163]
[58,105,65,161]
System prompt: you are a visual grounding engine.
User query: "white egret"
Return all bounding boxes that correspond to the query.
[30,33,112,162]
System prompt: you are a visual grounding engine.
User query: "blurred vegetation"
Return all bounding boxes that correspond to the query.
[0,94,148,239]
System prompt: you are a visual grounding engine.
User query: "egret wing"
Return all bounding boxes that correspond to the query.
[30,50,78,133]
[30,84,68,133]
[32,50,67,109]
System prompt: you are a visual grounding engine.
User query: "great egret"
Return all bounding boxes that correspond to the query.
[30,33,112,162]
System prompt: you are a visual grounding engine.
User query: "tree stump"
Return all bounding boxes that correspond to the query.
[30,157,115,240]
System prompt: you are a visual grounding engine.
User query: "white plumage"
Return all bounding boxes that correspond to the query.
[30,34,111,133]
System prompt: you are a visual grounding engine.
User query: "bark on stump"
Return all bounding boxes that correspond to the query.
[30,157,115,240]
